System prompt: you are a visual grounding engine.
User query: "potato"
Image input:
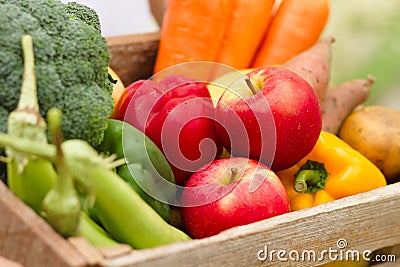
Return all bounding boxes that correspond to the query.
[339,105,400,183]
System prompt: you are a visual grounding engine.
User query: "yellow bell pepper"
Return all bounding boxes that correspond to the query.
[277,131,387,211]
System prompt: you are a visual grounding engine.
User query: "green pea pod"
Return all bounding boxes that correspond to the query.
[77,212,119,248]
[96,119,176,222]
[117,164,171,223]
[0,129,191,249]
[90,167,190,248]
[8,159,56,213]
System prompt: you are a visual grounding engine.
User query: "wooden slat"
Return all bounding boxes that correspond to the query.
[101,182,400,267]
[98,244,133,260]
[106,32,160,86]
[68,237,104,266]
[1,169,399,267]
[0,255,24,267]
[0,182,88,267]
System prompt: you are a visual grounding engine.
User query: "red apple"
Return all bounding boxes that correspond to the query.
[113,74,223,186]
[180,157,290,239]
[215,66,322,171]
[113,79,169,132]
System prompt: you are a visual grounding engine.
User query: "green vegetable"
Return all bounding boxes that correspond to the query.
[64,1,102,33]
[77,212,119,248]
[0,0,114,148]
[90,167,191,248]
[0,107,7,134]
[96,119,177,222]
[0,132,192,249]
[41,108,81,237]
[6,34,57,213]
[2,35,119,246]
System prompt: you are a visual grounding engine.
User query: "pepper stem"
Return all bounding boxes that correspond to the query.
[294,160,329,194]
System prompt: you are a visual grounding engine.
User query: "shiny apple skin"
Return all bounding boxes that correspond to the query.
[117,75,223,186]
[215,66,322,171]
[180,157,290,239]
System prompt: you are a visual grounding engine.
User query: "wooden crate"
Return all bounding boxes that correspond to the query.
[1,33,400,267]
[1,178,400,267]
[107,32,160,86]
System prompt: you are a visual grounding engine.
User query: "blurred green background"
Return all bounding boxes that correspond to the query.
[323,0,400,110]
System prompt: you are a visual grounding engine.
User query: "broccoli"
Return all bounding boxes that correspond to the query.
[64,1,102,34]
[0,107,7,134]
[0,0,114,148]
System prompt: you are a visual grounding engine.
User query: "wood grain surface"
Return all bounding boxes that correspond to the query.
[107,32,160,86]
[1,179,399,267]
[101,182,400,267]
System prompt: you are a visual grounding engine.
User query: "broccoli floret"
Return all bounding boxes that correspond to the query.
[58,82,114,144]
[64,2,102,34]
[0,0,114,147]
[0,106,7,136]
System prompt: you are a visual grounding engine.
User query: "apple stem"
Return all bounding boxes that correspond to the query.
[245,77,258,95]
[229,167,239,183]
[294,160,328,194]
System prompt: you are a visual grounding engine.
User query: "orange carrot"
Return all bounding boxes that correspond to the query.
[153,0,234,75]
[251,0,330,68]
[215,0,276,69]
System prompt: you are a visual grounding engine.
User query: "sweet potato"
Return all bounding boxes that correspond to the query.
[321,76,374,135]
[282,36,335,103]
